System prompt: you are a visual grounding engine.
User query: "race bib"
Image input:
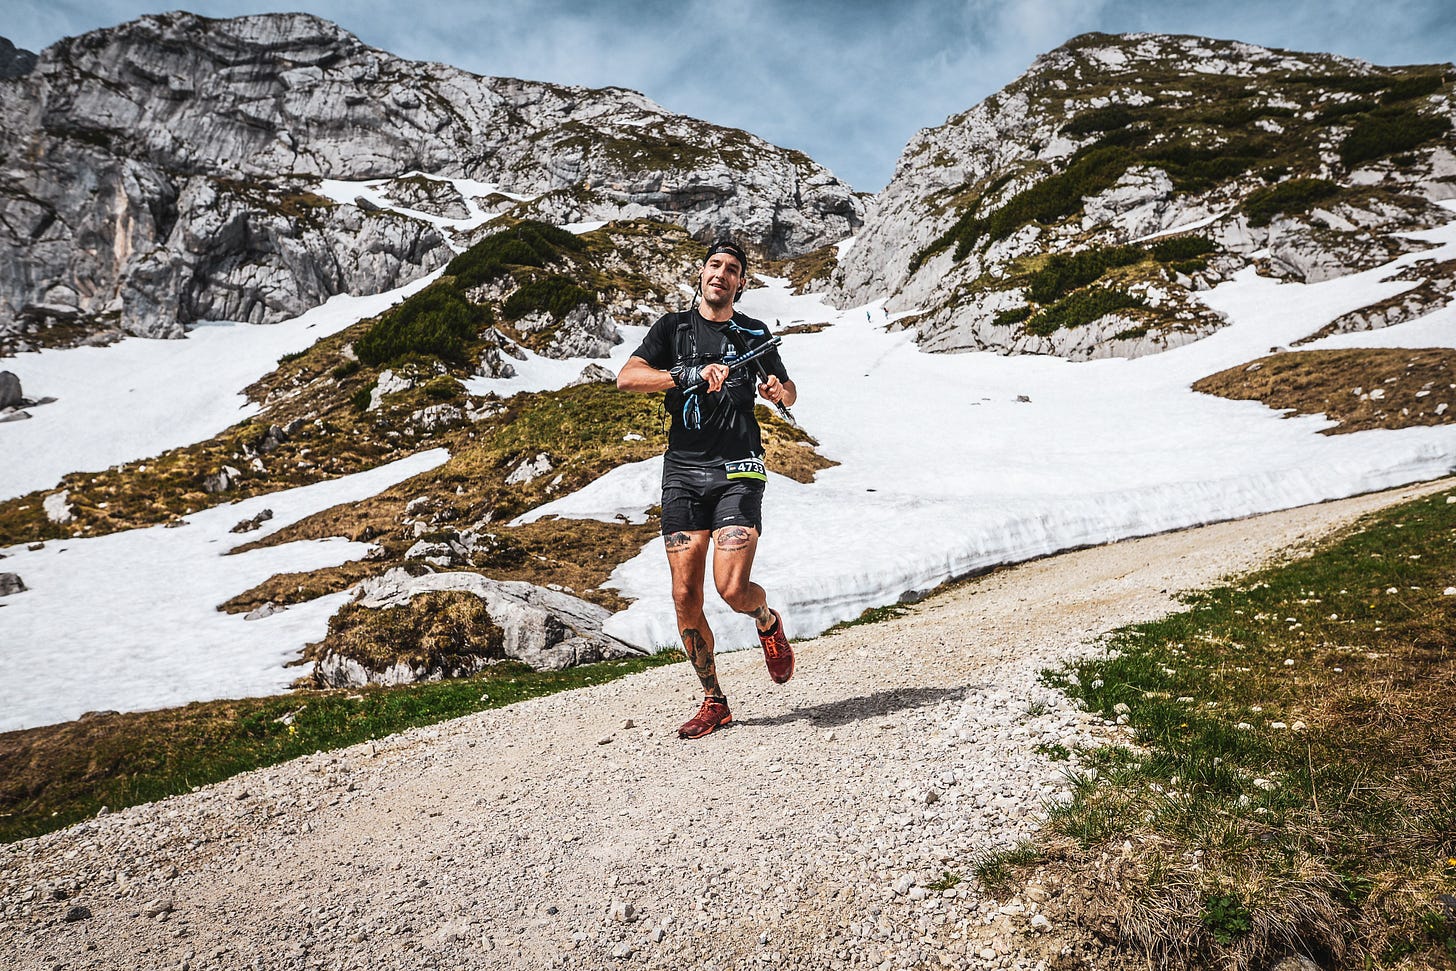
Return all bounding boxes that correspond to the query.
[724,457,767,481]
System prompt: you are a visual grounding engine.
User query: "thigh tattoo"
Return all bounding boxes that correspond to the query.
[716,526,752,552]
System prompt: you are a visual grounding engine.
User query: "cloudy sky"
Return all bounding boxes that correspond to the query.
[7,0,1456,191]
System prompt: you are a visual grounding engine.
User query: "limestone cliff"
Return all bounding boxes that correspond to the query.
[0,12,861,346]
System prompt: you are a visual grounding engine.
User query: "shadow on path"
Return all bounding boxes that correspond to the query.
[738,685,971,730]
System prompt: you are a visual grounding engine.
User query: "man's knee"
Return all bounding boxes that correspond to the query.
[715,578,757,614]
[673,584,705,616]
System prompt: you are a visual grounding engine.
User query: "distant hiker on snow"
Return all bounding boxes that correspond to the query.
[616,239,798,739]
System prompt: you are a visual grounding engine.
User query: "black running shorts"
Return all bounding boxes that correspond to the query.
[660,462,765,536]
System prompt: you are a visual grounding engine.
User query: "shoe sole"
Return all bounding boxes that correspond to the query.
[678,714,732,739]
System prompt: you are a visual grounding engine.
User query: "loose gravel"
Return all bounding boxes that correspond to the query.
[3,480,1448,971]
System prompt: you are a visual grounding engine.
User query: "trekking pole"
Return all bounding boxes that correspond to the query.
[682,337,797,425]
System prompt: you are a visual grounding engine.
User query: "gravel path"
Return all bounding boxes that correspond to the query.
[4,479,1450,971]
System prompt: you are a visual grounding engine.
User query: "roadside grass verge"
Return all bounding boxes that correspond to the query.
[1035,487,1456,969]
[0,651,682,846]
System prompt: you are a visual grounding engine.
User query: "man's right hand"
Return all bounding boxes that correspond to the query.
[672,363,728,393]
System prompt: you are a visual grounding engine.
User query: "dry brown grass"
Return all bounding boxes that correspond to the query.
[1192,347,1456,433]
[762,242,841,294]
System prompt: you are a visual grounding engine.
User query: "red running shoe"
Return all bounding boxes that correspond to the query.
[678,695,732,739]
[758,609,795,684]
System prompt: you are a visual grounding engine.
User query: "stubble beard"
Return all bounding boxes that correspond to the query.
[701,286,733,315]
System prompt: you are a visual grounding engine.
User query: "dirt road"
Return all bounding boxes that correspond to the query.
[4,479,1449,971]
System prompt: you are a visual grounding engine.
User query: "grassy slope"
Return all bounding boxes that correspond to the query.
[1014,487,1456,970]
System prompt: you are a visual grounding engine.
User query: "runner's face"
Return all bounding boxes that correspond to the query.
[700,253,744,308]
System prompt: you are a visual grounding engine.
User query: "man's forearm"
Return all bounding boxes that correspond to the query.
[617,356,675,393]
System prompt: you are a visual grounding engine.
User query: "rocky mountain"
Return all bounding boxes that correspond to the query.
[0,38,36,79]
[834,33,1456,360]
[0,12,862,347]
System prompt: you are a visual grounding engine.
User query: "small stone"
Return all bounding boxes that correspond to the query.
[621,719,635,730]
[611,942,633,959]
[609,900,635,923]
[598,736,613,746]
[651,927,666,943]
[143,897,175,918]
[978,947,997,961]
[64,905,92,922]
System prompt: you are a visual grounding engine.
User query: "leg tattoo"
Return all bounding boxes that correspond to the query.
[664,531,694,552]
[752,604,775,630]
[682,628,722,697]
[716,526,752,552]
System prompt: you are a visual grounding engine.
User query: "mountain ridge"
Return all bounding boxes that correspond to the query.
[834,31,1456,359]
[0,12,860,345]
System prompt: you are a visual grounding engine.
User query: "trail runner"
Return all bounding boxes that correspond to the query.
[616,239,798,738]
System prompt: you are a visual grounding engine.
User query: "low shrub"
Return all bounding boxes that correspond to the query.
[915,134,1144,269]
[1061,105,1135,136]
[994,305,1032,326]
[1379,74,1445,104]
[1318,99,1376,121]
[445,220,586,289]
[1025,287,1144,335]
[356,285,488,367]
[1027,245,1145,303]
[1243,178,1340,227]
[1340,107,1452,166]
[1146,234,1216,262]
[502,275,597,322]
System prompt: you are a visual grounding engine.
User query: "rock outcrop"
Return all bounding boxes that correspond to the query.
[0,13,861,346]
[313,567,637,683]
[834,32,1456,361]
[0,38,35,79]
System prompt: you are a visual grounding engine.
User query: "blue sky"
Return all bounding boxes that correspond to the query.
[6,1,1456,191]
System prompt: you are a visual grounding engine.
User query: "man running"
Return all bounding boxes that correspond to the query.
[616,239,797,739]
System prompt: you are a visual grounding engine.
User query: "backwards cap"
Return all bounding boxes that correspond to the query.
[704,239,748,273]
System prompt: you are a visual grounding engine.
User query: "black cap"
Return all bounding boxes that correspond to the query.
[704,239,748,273]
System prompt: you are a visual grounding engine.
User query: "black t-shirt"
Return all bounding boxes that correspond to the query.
[631,309,790,468]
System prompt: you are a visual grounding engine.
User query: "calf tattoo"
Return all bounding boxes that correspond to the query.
[752,604,774,629]
[682,628,721,696]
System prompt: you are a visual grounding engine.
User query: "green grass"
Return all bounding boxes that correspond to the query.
[821,602,912,634]
[1035,486,1456,968]
[0,651,684,845]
